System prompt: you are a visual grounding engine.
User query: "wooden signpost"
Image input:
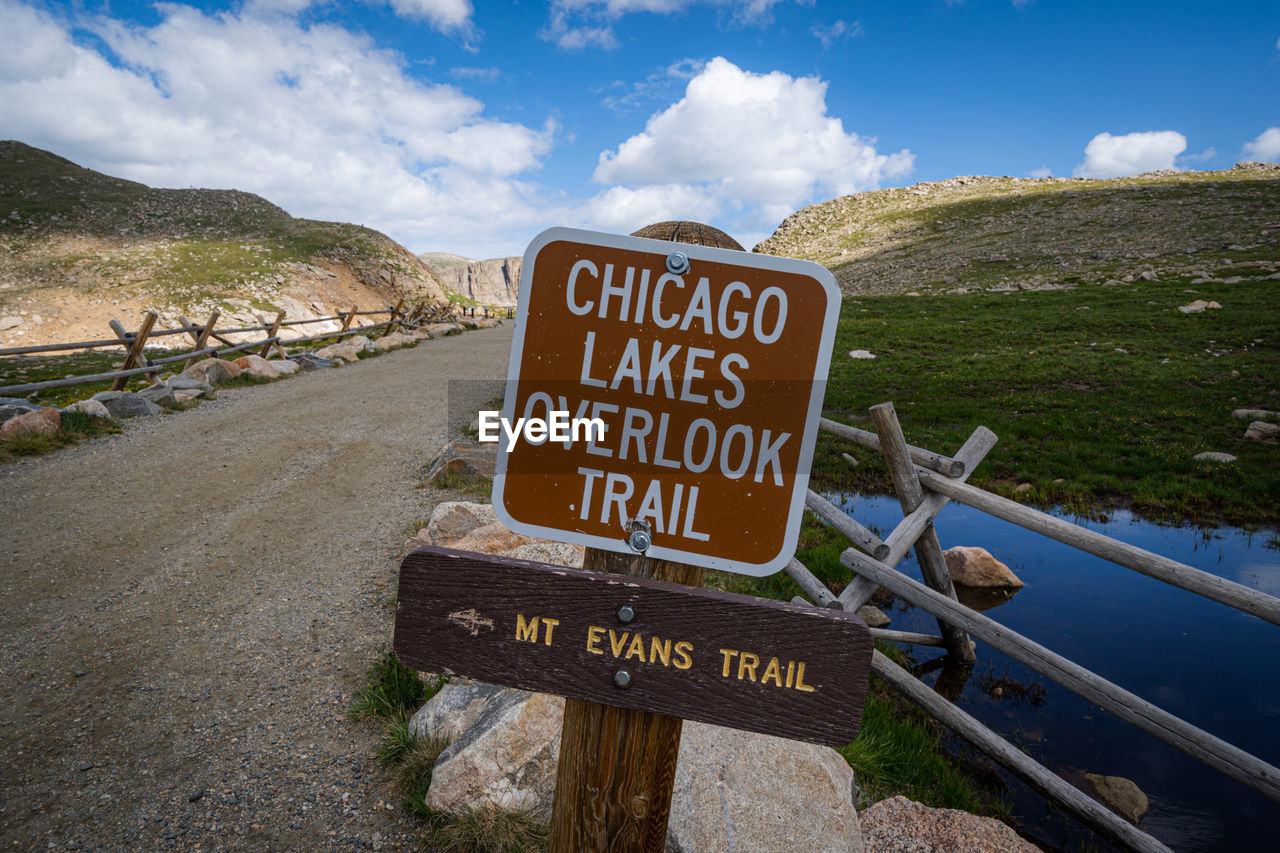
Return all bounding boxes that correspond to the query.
[394,223,863,852]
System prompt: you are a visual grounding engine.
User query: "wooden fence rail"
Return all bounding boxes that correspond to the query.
[782,407,1280,851]
[0,299,461,398]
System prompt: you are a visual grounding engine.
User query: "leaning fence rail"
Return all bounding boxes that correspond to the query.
[0,298,469,398]
[784,402,1280,852]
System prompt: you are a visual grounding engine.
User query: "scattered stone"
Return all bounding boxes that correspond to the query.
[0,407,59,441]
[1136,270,1159,281]
[290,353,336,371]
[0,397,44,422]
[1232,408,1278,420]
[181,358,242,385]
[90,391,163,419]
[137,384,177,406]
[666,722,864,853]
[424,437,497,485]
[1193,452,1237,463]
[270,358,301,376]
[233,354,281,379]
[449,522,533,555]
[1177,299,1222,314]
[498,541,586,568]
[374,332,416,352]
[61,399,110,418]
[1101,279,1125,287]
[1082,773,1149,825]
[418,500,498,546]
[187,790,205,804]
[860,796,1038,852]
[409,679,508,742]
[848,350,877,360]
[857,605,890,628]
[316,342,363,363]
[943,546,1024,588]
[1245,421,1280,443]
[0,316,22,330]
[163,376,213,393]
[423,688,565,817]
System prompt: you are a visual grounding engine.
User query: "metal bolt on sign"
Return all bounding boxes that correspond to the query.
[613,669,633,689]
[617,603,637,623]
[665,251,690,275]
[626,519,652,553]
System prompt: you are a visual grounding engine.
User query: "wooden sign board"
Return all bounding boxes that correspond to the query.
[492,227,840,577]
[394,547,873,747]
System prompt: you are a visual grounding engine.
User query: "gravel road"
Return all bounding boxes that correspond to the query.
[0,325,514,852]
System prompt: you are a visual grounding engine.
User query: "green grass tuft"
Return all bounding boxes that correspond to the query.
[349,650,426,721]
[423,806,549,853]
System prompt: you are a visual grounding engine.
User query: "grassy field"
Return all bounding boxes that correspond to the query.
[810,275,1279,528]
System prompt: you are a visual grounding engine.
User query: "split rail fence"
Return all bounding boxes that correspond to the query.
[788,402,1280,853]
[0,300,468,398]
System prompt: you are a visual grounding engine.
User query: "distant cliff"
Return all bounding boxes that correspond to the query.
[420,253,520,307]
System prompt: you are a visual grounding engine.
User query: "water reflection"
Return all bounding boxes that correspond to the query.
[827,493,1280,852]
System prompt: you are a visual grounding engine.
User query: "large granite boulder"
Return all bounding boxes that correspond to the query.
[942,546,1024,588]
[417,500,498,546]
[61,399,111,418]
[0,397,44,424]
[859,796,1037,852]
[1082,773,1149,825]
[290,353,336,371]
[0,407,60,440]
[410,684,865,852]
[233,354,281,379]
[1245,421,1280,443]
[91,391,163,418]
[270,358,301,376]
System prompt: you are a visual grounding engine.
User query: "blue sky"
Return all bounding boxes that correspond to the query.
[1,0,1277,258]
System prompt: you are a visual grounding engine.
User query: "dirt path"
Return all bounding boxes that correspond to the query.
[0,325,514,852]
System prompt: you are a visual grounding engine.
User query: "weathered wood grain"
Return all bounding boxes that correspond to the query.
[394,546,874,747]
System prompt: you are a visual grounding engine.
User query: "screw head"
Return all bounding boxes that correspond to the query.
[627,528,651,552]
[613,669,633,689]
[666,251,690,275]
[617,603,636,623]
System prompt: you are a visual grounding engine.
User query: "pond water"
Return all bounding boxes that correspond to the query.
[829,493,1280,852]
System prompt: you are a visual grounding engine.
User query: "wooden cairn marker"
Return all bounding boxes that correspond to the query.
[396,221,859,853]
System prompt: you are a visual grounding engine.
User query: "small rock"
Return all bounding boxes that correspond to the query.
[1245,421,1280,443]
[78,762,94,772]
[233,354,281,379]
[0,316,22,331]
[857,605,890,628]
[1136,270,1158,281]
[418,500,498,546]
[498,541,586,568]
[91,391,163,419]
[943,546,1024,588]
[1232,408,1277,420]
[860,796,1038,852]
[0,407,60,441]
[1193,452,1237,463]
[137,384,177,406]
[290,353,336,371]
[187,790,205,803]
[424,437,497,485]
[1101,279,1124,287]
[270,358,301,376]
[1082,773,1149,824]
[848,349,877,360]
[181,358,242,385]
[449,522,533,555]
[61,399,110,419]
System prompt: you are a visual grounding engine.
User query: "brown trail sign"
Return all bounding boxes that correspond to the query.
[492,226,840,576]
[396,223,860,852]
[394,547,873,747]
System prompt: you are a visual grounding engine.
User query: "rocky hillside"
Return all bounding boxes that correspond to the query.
[755,163,1280,295]
[420,252,520,307]
[0,141,447,346]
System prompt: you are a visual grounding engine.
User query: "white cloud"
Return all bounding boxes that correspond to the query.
[581,184,722,232]
[0,0,549,258]
[812,19,861,49]
[543,0,792,50]
[1177,146,1218,166]
[594,57,913,227]
[387,0,474,32]
[1029,166,1052,178]
[1073,131,1187,178]
[1241,127,1280,162]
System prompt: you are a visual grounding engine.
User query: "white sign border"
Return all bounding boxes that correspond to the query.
[492,226,841,577]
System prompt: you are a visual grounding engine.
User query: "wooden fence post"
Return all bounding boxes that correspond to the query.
[339,305,356,333]
[182,310,220,370]
[259,310,287,359]
[109,311,159,391]
[387,298,405,333]
[869,402,977,664]
[548,550,704,853]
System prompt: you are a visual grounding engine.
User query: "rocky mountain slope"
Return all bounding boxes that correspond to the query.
[0,141,447,346]
[420,252,520,307]
[755,163,1280,295]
